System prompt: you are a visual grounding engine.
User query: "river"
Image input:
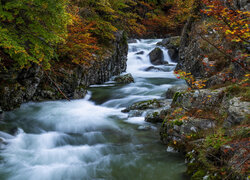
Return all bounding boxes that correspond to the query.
[0,39,187,180]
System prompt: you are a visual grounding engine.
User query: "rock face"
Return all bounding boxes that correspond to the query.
[149,48,165,65]
[114,73,134,84]
[0,31,128,111]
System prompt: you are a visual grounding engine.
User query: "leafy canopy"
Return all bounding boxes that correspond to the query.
[0,0,69,69]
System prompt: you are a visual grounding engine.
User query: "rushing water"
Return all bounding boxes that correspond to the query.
[0,39,187,180]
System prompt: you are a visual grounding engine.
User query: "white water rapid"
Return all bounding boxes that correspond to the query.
[0,39,187,180]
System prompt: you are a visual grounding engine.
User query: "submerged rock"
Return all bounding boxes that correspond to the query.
[144,66,166,72]
[149,48,165,65]
[114,73,134,84]
[137,125,151,131]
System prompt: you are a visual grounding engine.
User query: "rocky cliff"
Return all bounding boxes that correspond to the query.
[158,1,250,179]
[0,31,128,111]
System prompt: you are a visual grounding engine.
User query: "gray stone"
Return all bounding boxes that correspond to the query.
[128,39,137,43]
[122,99,172,113]
[165,85,188,99]
[135,51,144,55]
[149,48,165,65]
[114,73,134,84]
[168,48,179,62]
[223,97,250,128]
[157,38,170,46]
[172,88,225,111]
[145,107,171,123]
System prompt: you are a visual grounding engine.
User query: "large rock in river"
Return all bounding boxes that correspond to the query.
[149,48,165,65]
[114,73,134,84]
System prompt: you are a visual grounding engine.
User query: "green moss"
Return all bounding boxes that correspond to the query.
[225,84,250,101]
[173,92,183,103]
[191,170,206,180]
[172,120,183,126]
[153,111,159,117]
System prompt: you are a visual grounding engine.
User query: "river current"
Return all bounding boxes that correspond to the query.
[0,39,187,180]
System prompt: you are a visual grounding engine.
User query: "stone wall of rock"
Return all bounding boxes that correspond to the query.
[0,31,128,111]
[175,1,249,87]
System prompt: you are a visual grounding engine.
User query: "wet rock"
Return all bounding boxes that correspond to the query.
[165,85,188,99]
[157,38,170,46]
[168,48,179,62]
[0,107,3,114]
[128,39,137,43]
[157,36,180,48]
[135,51,144,55]
[122,99,171,112]
[145,108,171,123]
[144,66,169,72]
[114,73,134,84]
[128,110,144,117]
[149,48,165,65]
[223,97,250,128]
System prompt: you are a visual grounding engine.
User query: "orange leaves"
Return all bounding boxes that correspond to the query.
[175,70,207,89]
[201,0,250,44]
[59,6,99,66]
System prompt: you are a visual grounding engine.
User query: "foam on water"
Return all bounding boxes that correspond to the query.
[0,39,187,180]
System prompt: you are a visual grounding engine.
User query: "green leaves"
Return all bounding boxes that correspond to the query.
[0,0,69,69]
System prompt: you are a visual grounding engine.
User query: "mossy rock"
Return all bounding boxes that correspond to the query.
[114,73,134,84]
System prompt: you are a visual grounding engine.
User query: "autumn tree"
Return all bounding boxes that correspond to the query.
[0,0,69,69]
[58,5,99,66]
[200,0,250,71]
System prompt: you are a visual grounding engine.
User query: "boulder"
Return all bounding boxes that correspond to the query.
[128,39,137,43]
[114,73,134,84]
[168,48,179,62]
[157,38,170,46]
[157,36,180,49]
[165,85,188,99]
[144,66,172,72]
[223,97,250,128]
[149,48,165,65]
[145,108,171,123]
[135,51,144,55]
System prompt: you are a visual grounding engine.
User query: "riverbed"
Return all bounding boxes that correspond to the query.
[0,39,187,180]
